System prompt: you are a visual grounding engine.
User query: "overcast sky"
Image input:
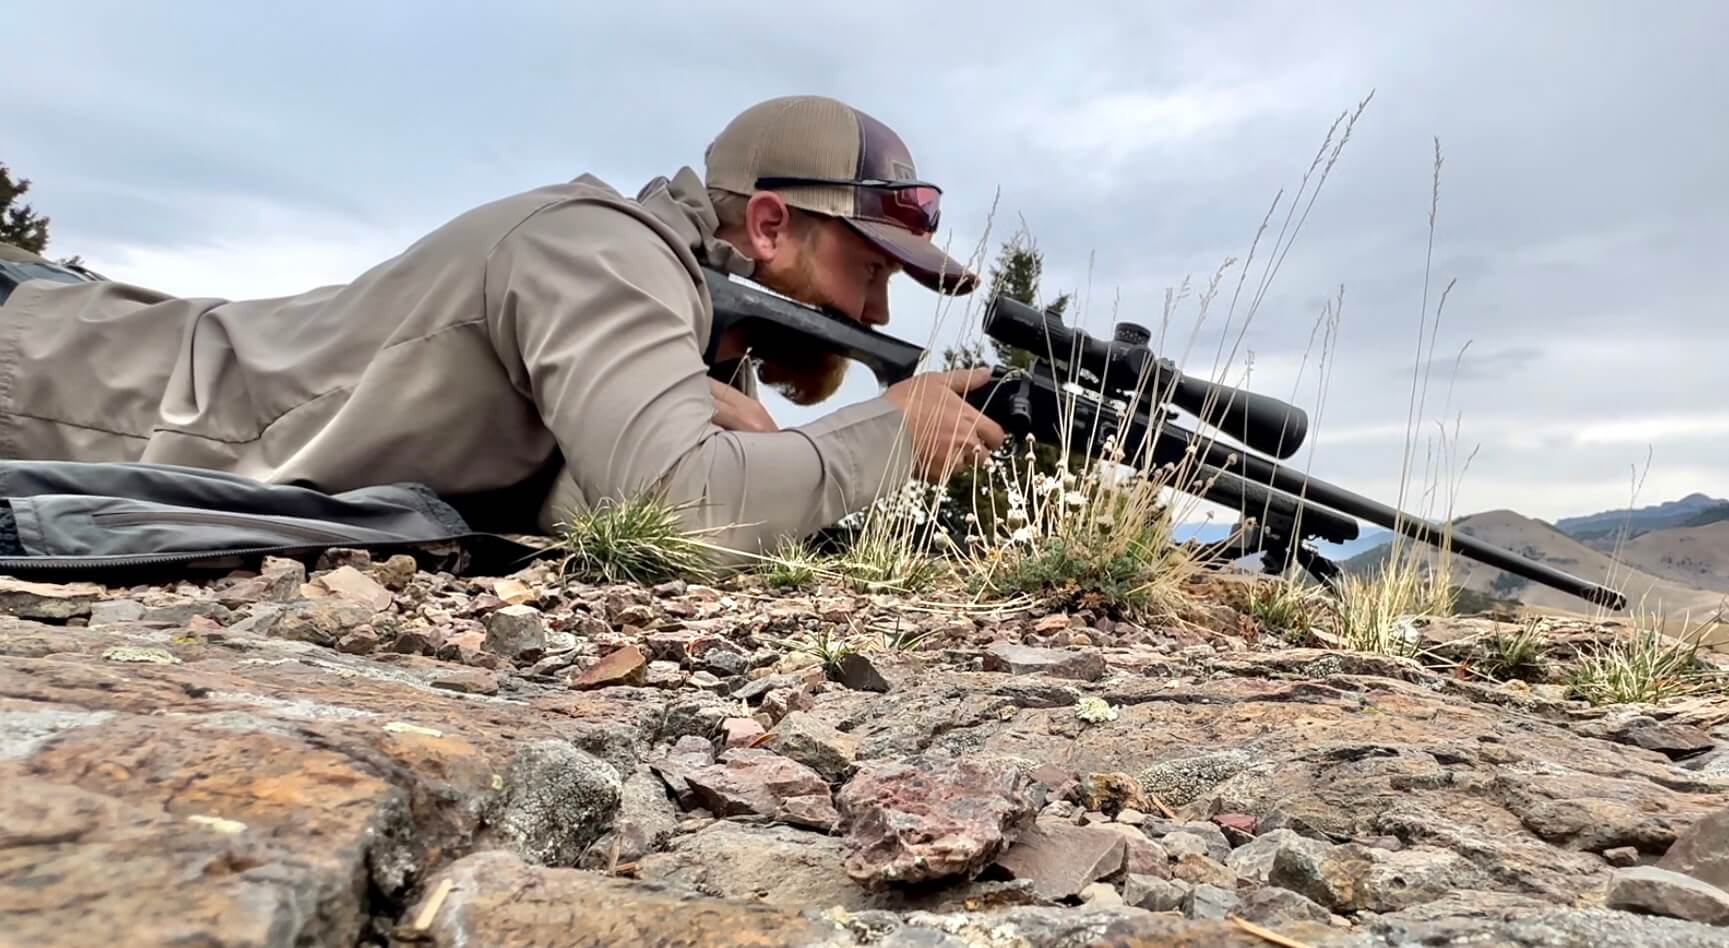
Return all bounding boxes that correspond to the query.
[7,0,1725,527]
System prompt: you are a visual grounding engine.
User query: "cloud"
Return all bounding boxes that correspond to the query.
[1397,345,1544,382]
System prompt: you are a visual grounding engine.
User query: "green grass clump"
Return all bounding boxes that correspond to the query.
[1245,577,1328,644]
[1474,619,1550,682]
[986,534,1174,617]
[553,494,717,586]
[757,537,823,591]
[1565,610,1722,705]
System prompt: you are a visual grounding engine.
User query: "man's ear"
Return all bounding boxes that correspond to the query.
[743,192,798,261]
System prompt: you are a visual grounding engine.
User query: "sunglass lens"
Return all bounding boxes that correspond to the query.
[887,186,941,234]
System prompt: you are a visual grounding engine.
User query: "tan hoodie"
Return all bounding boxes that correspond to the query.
[0,167,917,565]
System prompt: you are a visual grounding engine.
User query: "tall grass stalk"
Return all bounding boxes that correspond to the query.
[944,96,1378,619]
[1322,134,1489,651]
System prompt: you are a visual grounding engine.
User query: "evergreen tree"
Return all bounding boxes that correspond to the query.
[982,238,1071,369]
[0,163,52,254]
[937,235,1073,545]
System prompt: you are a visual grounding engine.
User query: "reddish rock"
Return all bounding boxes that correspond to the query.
[1098,823,1171,878]
[648,739,717,809]
[835,754,1037,886]
[775,794,842,832]
[390,623,444,656]
[1660,806,1729,891]
[437,628,499,668]
[722,717,766,749]
[1033,613,1073,633]
[219,556,306,603]
[761,686,814,723]
[485,604,547,661]
[992,819,1128,900]
[682,748,836,831]
[569,645,648,690]
[760,711,857,784]
[645,628,700,662]
[314,565,395,612]
[429,667,499,695]
[335,627,381,654]
[1213,812,1258,834]
[983,642,1106,681]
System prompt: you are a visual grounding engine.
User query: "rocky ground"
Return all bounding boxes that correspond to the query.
[4,551,1729,947]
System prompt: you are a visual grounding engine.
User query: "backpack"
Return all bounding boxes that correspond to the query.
[0,459,554,583]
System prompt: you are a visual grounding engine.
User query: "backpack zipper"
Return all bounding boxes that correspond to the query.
[90,509,375,545]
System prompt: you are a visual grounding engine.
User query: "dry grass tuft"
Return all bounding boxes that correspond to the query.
[1245,576,1330,644]
[1566,608,1725,705]
[956,425,1202,620]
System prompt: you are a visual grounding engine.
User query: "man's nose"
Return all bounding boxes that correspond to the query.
[861,287,891,326]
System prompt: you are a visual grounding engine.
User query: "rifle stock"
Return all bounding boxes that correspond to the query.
[702,268,923,386]
[700,269,1629,612]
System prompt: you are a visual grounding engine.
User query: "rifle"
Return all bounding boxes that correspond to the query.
[702,268,1629,611]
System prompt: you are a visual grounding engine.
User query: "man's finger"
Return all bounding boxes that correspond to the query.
[709,379,778,433]
[975,414,1007,449]
[941,366,994,393]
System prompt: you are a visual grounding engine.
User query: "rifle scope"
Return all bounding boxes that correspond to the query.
[982,296,1310,461]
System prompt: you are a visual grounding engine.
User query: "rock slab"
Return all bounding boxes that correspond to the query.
[1662,807,1729,893]
[835,754,1037,887]
[991,819,1127,901]
[1608,866,1729,927]
[983,642,1107,681]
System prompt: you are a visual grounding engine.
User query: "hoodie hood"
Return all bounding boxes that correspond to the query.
[635,167,757,279]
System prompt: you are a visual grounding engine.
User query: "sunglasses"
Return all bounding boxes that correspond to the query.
[755,175,943,236]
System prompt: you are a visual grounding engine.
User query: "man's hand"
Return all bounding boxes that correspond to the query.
[883,367,1007,482]
[708,378,779,433]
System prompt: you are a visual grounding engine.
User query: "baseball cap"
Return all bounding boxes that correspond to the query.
[705,95,979,295]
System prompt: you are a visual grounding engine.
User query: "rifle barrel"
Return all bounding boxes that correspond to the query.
[1153,422,1629,610]
[1193,462,1360,545]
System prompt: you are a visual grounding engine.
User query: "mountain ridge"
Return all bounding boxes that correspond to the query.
[1555,492,1729,541]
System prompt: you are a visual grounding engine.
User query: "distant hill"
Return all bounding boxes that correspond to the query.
[1189,492,1728,628]
[1555,492,1729,542]
[1595,520,1729,594]
[1342,508,1727,621]
[1683,504,1729,529]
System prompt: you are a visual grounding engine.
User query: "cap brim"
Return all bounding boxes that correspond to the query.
[842,219,979,295]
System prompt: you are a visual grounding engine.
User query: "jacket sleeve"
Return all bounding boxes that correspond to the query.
[482,198,916,562]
